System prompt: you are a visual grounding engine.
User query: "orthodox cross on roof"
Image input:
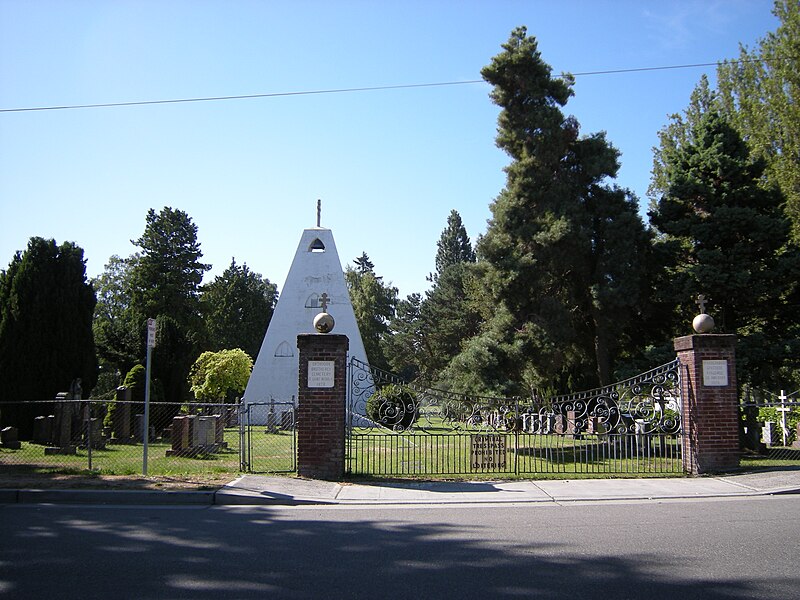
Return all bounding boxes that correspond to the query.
[317,199,321,228]
[696,294,708,314]
[319,292,330,312]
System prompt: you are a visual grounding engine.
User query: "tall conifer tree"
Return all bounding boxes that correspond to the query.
[445,27,650,395]
[650,110,800,386]
[0,238,97,433]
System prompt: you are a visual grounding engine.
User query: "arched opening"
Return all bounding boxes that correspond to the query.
[308,238,326,252]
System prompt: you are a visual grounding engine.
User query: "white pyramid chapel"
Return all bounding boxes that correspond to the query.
[243,220,370,421]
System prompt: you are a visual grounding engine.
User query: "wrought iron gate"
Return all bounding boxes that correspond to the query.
[346,358,683,477]
[239,401,297,473]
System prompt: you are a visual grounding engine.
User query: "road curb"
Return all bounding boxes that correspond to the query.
[2,488,216,505]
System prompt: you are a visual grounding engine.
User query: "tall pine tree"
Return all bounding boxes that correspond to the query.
[445,27,651,396]
[129,207,210,403]
[649,110,800,386]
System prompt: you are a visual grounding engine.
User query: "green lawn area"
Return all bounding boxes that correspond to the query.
[346,426,684,477]
[0,427,295,476]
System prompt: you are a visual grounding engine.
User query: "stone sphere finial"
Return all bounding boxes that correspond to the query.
[692,293,715,333]
[314,311,335,333]
[692,313,715,333]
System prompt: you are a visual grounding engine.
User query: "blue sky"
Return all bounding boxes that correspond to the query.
[0,1,779,299]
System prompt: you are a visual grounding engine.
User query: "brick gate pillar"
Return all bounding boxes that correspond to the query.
[674,334,738,474]
[296,333,349,480]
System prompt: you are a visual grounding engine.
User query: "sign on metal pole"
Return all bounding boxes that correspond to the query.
[147,317,157,349]
[143,318,156,475]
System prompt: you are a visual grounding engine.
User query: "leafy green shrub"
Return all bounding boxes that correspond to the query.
[366,384,418,431]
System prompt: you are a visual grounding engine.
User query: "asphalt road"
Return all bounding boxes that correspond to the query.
[1,496,798,599]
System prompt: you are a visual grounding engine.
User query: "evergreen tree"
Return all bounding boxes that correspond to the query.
[717,0,800,241]
[353,252,375,275]
[432,209,475,281]
[383,293,423,380]
[345,256,397,371]
[201,259,277,360]
[648,75,718,208]
[649,110,800,386]
[0,237,97,433]
[128,207,210,403]
[446,27,651,395]
[415,210,481,383]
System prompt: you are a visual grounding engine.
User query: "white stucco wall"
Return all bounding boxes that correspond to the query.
[243,228,369,419]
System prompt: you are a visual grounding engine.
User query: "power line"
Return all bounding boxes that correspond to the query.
[0,81,483,113]
[0,56,789,114]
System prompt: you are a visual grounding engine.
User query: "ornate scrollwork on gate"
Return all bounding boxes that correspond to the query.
[348,358,524,434]
[526,359,682,436]
[348,357,682,436]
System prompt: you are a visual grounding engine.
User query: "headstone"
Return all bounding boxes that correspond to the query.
[198,417,215,447]
[566,411,580,436]
[280,409,294,430]
[166,416,191,456]
[111,387,133,443]
[586,416,600,435]
[0,427,21,449]
[266,409,277,433]
[84,418,105,450]
[762,421,779,447]
[553,414,566,435]
[44,394,77,455]
[635,420,650,455]
[213,415,226,448]
[33,416,52,445]
[226,406,239,427]
[134,414,145,443]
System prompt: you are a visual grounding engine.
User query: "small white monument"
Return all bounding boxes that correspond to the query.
[243,204,370,423]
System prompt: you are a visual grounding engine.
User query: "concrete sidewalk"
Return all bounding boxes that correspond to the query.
[2,469,799,506]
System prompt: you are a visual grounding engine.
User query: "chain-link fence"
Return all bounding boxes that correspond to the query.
[0,399,248,476]
[740,388,800,464]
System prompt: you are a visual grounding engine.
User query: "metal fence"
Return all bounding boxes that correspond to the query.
[239,401,297,473]
[740,388,800,463]
[347,358,684,476]
[0,398,291,477]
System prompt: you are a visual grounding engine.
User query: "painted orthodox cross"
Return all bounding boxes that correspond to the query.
[319,292,330,313]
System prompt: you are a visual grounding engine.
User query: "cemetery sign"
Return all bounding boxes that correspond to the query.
[471,434,507,470]
[308,361,335,388]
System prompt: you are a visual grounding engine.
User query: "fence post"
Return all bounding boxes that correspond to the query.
[674,333,739,474]
[296,333,349,480]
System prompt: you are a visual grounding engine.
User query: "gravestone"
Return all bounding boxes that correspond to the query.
[134,414,145,443]
[111,387,134,443]
[553,414,566,435]
[213,415,226,449]
[197,416,215,448]
[44,393,77,455]
[1,427,21,449]
[84,418,105,450]
[762,421,779,447]
[167,416,190,456]
[566,411,581,436]
[32,416,53,445]
[586,416,600,435]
